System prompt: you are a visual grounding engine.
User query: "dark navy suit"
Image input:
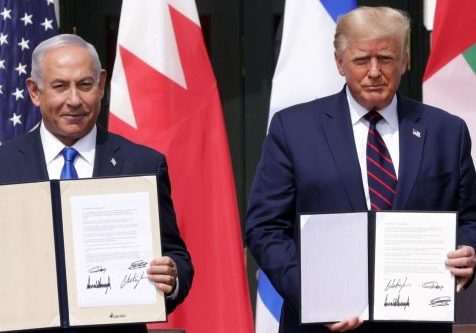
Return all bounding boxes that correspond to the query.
[0,126,193,333]
[246,89,476,333]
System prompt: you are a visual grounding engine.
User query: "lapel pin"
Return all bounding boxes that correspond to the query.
[412,128,421,138]
[110,158,117,167]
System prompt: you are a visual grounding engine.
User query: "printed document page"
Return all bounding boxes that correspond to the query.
[373,212,455,322]
[60,176,165,326]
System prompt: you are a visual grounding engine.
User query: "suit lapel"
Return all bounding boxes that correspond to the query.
[17,128,49,181]
[93,127,123,177]
[393,96,426,209]
[322,90,367,210]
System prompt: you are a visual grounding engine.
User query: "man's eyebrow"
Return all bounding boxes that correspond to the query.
[78,76,95,81]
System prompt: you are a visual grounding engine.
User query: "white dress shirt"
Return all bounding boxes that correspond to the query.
[346,86,400,209]
[40,123,96,179]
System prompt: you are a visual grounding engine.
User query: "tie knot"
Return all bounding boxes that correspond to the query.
[62,147,78,162]
[364,111,383,125]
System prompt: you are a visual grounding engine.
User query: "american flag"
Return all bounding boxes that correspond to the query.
[0,0,57,144]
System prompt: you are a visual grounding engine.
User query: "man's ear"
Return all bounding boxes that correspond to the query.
[401,52,409,75]
[98,69,107,99]
[26,78,41,107]
[334,52,345,76]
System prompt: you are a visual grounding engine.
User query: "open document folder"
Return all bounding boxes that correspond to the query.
[0,175,165,332]
[300,211,456,324]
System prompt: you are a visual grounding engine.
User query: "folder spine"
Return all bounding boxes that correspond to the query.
[50,180,70,328]
[368,211,376,321]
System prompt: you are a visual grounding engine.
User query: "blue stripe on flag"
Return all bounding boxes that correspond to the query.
[319,0,358,23]
[257,270,283,321]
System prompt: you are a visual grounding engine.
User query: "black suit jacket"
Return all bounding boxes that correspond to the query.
[0,126,193,333]
[246,89,476,333]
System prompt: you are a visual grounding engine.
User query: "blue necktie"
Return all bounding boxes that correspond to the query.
[365,112,397,210]
[60,147,78,180]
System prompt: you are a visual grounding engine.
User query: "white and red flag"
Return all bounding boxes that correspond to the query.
[423,0,476,157]
[109,1,253,332]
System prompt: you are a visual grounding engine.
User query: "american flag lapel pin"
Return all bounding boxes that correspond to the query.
[412,128,421,138]
[110,158,117,167]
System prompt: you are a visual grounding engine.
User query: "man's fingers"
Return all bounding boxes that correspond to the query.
[325,316,363,332]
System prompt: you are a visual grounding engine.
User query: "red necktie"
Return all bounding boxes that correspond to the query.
[364,112,397,210]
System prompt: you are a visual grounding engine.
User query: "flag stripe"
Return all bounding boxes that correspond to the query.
[319,0,359,23]
[257,270,283,321]
[463,43,476,75]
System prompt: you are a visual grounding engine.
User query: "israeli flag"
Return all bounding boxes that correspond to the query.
[268,0,358,127]
[256,270,283,332]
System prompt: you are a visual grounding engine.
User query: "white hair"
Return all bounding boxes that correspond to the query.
[30,34,102,88]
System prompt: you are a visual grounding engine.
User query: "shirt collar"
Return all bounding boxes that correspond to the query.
[346,86,399,130]
[40,122,97,166]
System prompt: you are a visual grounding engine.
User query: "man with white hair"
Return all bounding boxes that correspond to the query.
[0,34,193,333]
[246,6,476,333]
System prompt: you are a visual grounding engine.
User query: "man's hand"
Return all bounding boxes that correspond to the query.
[147,256,178,295]
[446,245,476,292]
[325,316,363,332]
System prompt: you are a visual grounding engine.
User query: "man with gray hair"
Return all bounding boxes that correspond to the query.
[0,34,193,332]
[246,6,476,333]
